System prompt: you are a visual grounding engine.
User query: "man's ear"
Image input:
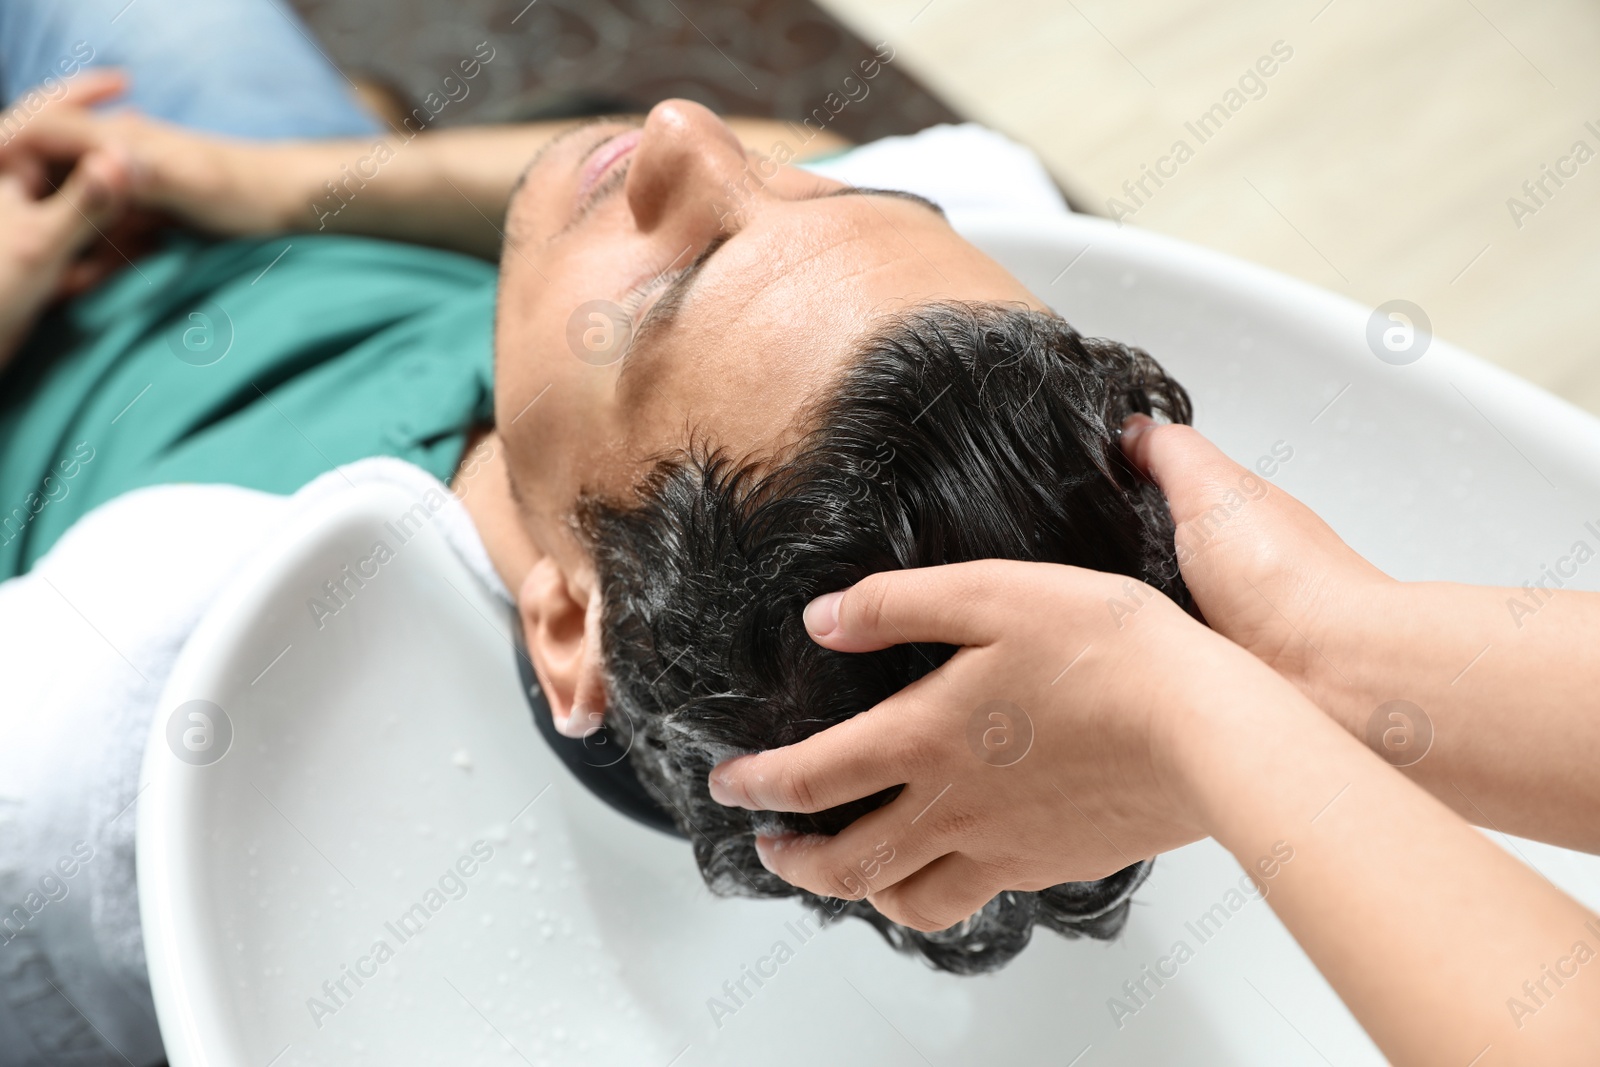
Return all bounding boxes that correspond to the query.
[518,556,607,739]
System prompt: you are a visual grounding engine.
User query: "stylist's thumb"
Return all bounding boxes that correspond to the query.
[1119,414,1260,524]
[804,561,1012,654]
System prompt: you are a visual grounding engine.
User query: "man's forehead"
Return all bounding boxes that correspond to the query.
[614,214,894,453]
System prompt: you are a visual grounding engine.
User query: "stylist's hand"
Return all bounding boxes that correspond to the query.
[1120,416,1388,712]
[708,559,1308,932]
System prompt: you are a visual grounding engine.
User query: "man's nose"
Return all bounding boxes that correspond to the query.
[626,99,751,234]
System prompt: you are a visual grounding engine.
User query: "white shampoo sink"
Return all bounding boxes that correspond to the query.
[139,211,1600,1066]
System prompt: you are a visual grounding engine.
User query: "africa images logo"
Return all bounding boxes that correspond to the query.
[165,700,233,766]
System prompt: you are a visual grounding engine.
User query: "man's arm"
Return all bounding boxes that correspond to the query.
[0,106,851,259]
[272,117,850,255]
[256,123,584,257]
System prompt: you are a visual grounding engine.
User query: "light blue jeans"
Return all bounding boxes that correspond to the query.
[0,0,382,138]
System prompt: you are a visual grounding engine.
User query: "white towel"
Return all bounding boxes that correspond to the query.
[0,457,502,1066]
[800,121,1071,220]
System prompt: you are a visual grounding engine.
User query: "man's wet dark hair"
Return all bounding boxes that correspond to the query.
[579,301,1194,975]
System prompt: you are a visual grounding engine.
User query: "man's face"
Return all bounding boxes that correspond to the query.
[494,99,1044,573]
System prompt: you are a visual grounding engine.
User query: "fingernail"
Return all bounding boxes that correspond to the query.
[102,143,134,184]
[1119,413,1155,450]
[754,834,816,874]
[707,760,749,807]
[803,590,843,637]
[98,142,146,189]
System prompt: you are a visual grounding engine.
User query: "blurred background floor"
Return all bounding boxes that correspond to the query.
[291,0,1600,416]
[815,0,1600,417]
[288,0,961,151]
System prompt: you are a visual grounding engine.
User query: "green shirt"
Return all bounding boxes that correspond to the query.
[0,235,497,580]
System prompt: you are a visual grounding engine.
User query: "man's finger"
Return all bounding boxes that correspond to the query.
[54,69,128,110]
[708,694,924,812]
[0,71,126,168]
[803,560,1017,654]
[0,153,49,198]
[38,149,129,252]
[56,252,118,299]
[0,99,108,174]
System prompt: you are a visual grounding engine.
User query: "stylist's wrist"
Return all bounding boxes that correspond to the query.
[1154,641,1348,838]
[1284,573,1419,741]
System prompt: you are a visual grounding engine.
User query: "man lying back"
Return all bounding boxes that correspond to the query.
[0,73,1191,1063]
[484,104,1193,971]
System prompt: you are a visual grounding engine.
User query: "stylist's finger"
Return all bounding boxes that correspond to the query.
[752,792,948,899]
[1119,415,1261,524]
[867,853,1000,933]
[709,690,928,811]
[804,559,1020,653]
[1121,413,1359,567]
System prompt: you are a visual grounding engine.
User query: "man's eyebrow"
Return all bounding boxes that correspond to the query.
[622,186,945,370]
[626,231,734,366]
[817,185,946,218]
[509,118,628,201]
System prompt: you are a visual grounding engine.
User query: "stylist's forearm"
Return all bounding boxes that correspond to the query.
[1311,581,1600,852]
[1175,681,1600,1065]
[1119,420,1600,853]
